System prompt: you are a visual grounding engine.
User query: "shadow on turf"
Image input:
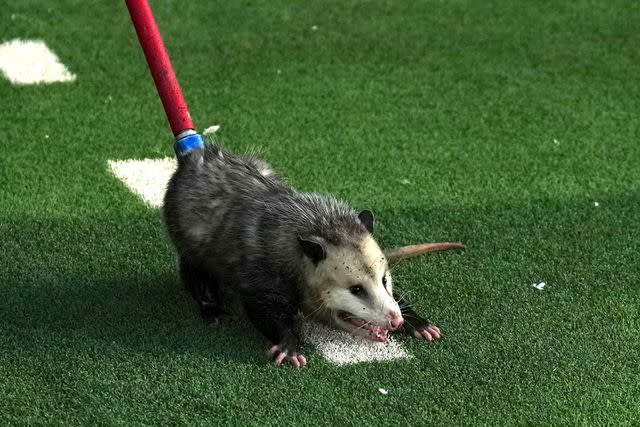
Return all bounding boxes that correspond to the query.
[3,272,268,364]
[1,216,268,364]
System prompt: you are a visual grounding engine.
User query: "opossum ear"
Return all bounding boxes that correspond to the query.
[358,210,374,234]
[298,236,326,264]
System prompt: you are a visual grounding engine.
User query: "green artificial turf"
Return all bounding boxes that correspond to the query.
[1,0,639,424]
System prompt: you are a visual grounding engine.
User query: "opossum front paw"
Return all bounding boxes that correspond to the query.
[268,338,307,368]
[404,318,442,342]
[415,324,441,341]
[268,345,307,368]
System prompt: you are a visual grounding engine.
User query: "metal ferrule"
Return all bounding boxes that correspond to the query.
[174,133,205,156]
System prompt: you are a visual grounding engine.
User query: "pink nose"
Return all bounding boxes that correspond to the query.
[389,312,404,330]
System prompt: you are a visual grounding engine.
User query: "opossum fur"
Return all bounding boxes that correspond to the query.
[164,143,445,367]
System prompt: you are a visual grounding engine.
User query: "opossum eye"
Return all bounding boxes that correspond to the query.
[382,273,391,294]
[349,285,366,296]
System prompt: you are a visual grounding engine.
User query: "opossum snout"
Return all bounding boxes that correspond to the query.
[388,311,404,330]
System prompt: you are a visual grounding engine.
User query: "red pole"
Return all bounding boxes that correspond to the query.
[125,0,194,137]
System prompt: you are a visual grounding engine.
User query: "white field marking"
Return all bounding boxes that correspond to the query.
[378,388,389,395]
[594,201,599,207]
[0,39,76,85]
[301,321,410,365]
[108,157,411,365]
[108,157,177,208]
[203,125,220,135]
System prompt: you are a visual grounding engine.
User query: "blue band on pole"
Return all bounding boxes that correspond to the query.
[174,133,205,156]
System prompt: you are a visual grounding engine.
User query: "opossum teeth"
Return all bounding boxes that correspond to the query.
[336,311,389,342]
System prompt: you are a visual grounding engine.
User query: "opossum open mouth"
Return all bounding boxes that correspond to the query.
[336,311,389,342]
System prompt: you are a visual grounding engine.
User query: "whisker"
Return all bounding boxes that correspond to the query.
[302,301,328,320]
[402,317,417,331]
[394,288,413,303]
[349,320,374,335]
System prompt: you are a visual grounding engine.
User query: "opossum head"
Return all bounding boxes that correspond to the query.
[299,210,404,342]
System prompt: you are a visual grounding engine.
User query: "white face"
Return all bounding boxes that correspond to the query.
[306,236,403,342]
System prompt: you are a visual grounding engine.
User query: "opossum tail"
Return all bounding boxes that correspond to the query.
[384,242,465,264]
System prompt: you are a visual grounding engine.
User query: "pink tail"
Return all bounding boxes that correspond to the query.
[384,242,465,264]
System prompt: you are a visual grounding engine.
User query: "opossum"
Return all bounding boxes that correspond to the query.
[163,143,463,367]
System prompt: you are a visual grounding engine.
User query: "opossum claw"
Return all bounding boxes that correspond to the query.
[412,324,441,342]
[275,351,288,366]
[426,325,441,339]
[384,242,465,264]
[268,345,307,368]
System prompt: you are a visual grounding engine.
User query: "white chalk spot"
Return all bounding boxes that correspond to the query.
[203,125,220,135]
[302,321,410,365]
[44,134,49,139]
[378,388,388,395]
[276,69,282,75]
[532,282,546,290]
[0,39,76,85]
[400,179,411,185]
[109,158,412,365]
[311,25,319,31]
[108,157,176,208]
[553,138,560,145]
[594,201,599,207]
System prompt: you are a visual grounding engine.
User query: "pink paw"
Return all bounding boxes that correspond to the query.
[413,324,441,342]
[268,345,308,368]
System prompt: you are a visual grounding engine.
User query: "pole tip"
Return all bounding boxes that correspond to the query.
[174,133,205,156]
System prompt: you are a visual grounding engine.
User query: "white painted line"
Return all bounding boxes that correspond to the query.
[0,39,76,85]
[108,157,176,208]
[108,157,411,364]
